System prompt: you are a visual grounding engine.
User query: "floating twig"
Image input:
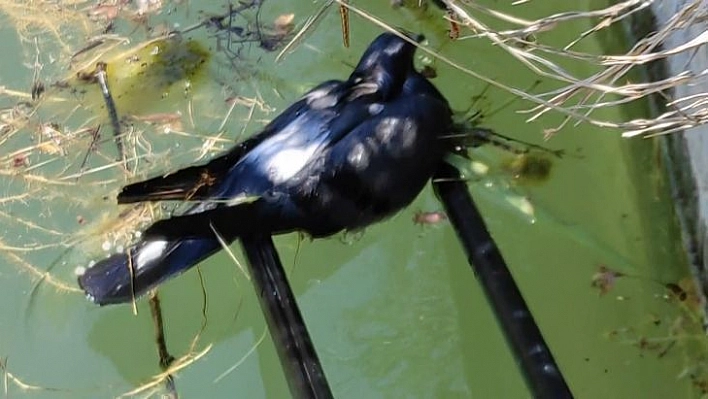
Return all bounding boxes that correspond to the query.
[149,292,178,398]
[76,124,101,180]
[339,0,350,47]
[92,62,124,163]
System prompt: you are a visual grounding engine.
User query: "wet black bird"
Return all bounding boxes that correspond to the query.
[78,32,453,305]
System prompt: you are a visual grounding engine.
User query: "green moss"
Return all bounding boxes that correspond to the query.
[501,152,554,184]
[69,37,211,115]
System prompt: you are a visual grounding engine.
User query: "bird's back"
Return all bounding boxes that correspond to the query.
[282,71,453,236]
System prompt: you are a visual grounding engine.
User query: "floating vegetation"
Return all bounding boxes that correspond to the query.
[67,36,211,116]
[596,264,708,393]
[501,152,554,184]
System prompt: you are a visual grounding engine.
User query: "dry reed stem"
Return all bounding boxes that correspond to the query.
[331,0,708,138]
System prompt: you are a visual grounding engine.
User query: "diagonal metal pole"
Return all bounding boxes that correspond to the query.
[432,162,573,398]
[240,235,334,399]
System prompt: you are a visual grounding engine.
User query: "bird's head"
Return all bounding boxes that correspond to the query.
[349,31,423,100]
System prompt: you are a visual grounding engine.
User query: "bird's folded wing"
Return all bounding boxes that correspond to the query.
[116,83,347,204]
[117,143,251,203]
[117,78,375,204]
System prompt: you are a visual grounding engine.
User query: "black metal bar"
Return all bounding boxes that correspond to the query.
[240,235,334,399]
[432,162,573,398]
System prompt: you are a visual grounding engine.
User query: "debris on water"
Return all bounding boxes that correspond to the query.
[101,240,112,251]
[420,65,437,79]
[391,0,445,11]
[273,14,296,35]
[470,160,489,176]
[502,152,554,184]
[340,229,365,245]
[260,14,297,51]
[128,112,183,131]
[129,112,182,124]
[413,210,447,225]
[66,36,210,117]
[664,278,704,313]
[93,61,124,160]
[591,265,625,296]
[136,0,164,16]
[504,194,536,223]
[12,154,28,168]
[88,4,121,22]
[38,122,64,153]
[446,9,461,40]
[338,2,350,48]
[30,81,44,100]
[665,283,687,301]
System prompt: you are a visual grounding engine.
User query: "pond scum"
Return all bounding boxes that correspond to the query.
[1,0,708,396]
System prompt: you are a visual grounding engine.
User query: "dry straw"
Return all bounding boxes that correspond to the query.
[331,0,708,138]
[437,0,707,137]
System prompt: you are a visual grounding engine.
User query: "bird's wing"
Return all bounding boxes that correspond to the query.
[118,141,255,203]
[117,81,344,204]
[117,73,388,205]
[128,75,441,239]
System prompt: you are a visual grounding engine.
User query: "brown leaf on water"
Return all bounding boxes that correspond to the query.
[591,265,625,296]
[12,154,28,168]
[666,277,705,313]
[273,14,295,35]
[35,141,63,155]
[412,210,447,225]
[88,4,122,21]
[129,112,183,132]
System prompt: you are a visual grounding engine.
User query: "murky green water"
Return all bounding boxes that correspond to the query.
[0,1,703,398]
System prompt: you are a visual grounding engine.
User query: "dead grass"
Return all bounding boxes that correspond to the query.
[334,0,708,138]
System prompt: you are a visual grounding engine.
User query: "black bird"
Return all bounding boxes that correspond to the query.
[77,32,454,305]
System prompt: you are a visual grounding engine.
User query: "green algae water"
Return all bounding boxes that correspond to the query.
[0,1,703,398]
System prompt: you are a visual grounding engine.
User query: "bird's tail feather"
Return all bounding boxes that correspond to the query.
[143,198,299,240]
[77,238,223,305]
[77,200,301,305]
